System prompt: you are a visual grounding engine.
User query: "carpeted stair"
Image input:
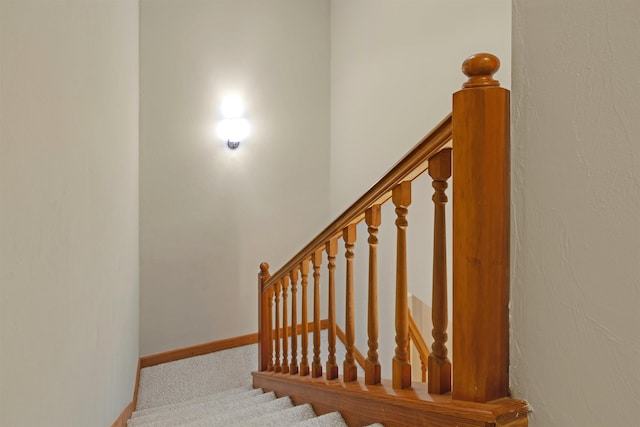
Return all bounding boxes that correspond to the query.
[131,341,382,426]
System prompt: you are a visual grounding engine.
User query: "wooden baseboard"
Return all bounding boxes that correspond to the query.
[140,333,259,368]
[110,400,135,427]
[131,358,141,411]
[140,320,331,369]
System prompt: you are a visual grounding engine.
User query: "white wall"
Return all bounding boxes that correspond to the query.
[511,1,640,425]
[140,0,330,355]
[330,0,511,215]
[330,0,511,379]
[0,1,139,426]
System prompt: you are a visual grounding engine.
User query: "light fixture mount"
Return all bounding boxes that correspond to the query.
[227,140,240,150]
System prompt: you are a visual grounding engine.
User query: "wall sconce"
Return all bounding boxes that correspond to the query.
[216,97,250,149]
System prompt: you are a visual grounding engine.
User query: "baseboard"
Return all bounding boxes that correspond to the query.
[110,400,135,427]
[131,358,141,411]
[139,320,330,369]
[140,332,259,368]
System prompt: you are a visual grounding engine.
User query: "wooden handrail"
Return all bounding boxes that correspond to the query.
[262,113,452,290]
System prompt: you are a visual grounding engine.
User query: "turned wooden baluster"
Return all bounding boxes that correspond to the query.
[392,181,412,390]
[428,148,452,394]
[258,262,271,371]
[268,287,274,371]
[282,275,290,374]
[365,205,382,385]
[290,268,299,375]
[300,259,310,376]
[311,248,323,378]
[453,53,510,403]
[274,279,282,372]
[326,237,339,380]
[343,224,357,382]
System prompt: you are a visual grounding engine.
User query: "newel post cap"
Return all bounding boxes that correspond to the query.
[461,53,500,88]
[260,262,270,272]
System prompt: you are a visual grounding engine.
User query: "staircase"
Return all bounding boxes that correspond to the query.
[125,53,530,427]
[131,343,382,427]
[253,53,530,426]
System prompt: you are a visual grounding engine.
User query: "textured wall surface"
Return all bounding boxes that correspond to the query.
[511,1,640,425]
[140,0,330,355]
[0,1,139,425]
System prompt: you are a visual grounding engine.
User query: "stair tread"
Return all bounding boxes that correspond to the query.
[135,345,257,410]
[132,342,384,426]
[129,390,274,426]
[293,411,348,427]
[174,396,295,427]
[241,403,317,426]
[131,386,259,418]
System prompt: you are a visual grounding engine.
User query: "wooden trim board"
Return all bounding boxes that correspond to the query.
[110,401,135,427]
[253,371,529,427]
[140,333,259,368]
[110,359,140,427]
[140,320,330,369]
[131,358,141,411]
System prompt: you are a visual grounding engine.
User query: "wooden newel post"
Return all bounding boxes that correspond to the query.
[258,262,271,371]
[452,53,510,402]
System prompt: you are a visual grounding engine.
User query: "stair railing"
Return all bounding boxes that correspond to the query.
[258,53,510,404]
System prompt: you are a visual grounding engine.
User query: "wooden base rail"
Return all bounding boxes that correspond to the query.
[257,52,522,424]
[253,372,529,427]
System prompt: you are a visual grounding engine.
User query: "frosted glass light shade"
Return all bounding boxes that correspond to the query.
[216,118,250,142]
[220,97,245,119]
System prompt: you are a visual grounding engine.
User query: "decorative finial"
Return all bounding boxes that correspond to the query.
[260,262,270,272]
[462,53,500,88]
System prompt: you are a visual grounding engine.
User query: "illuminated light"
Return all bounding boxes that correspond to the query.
[216,117,250,150]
